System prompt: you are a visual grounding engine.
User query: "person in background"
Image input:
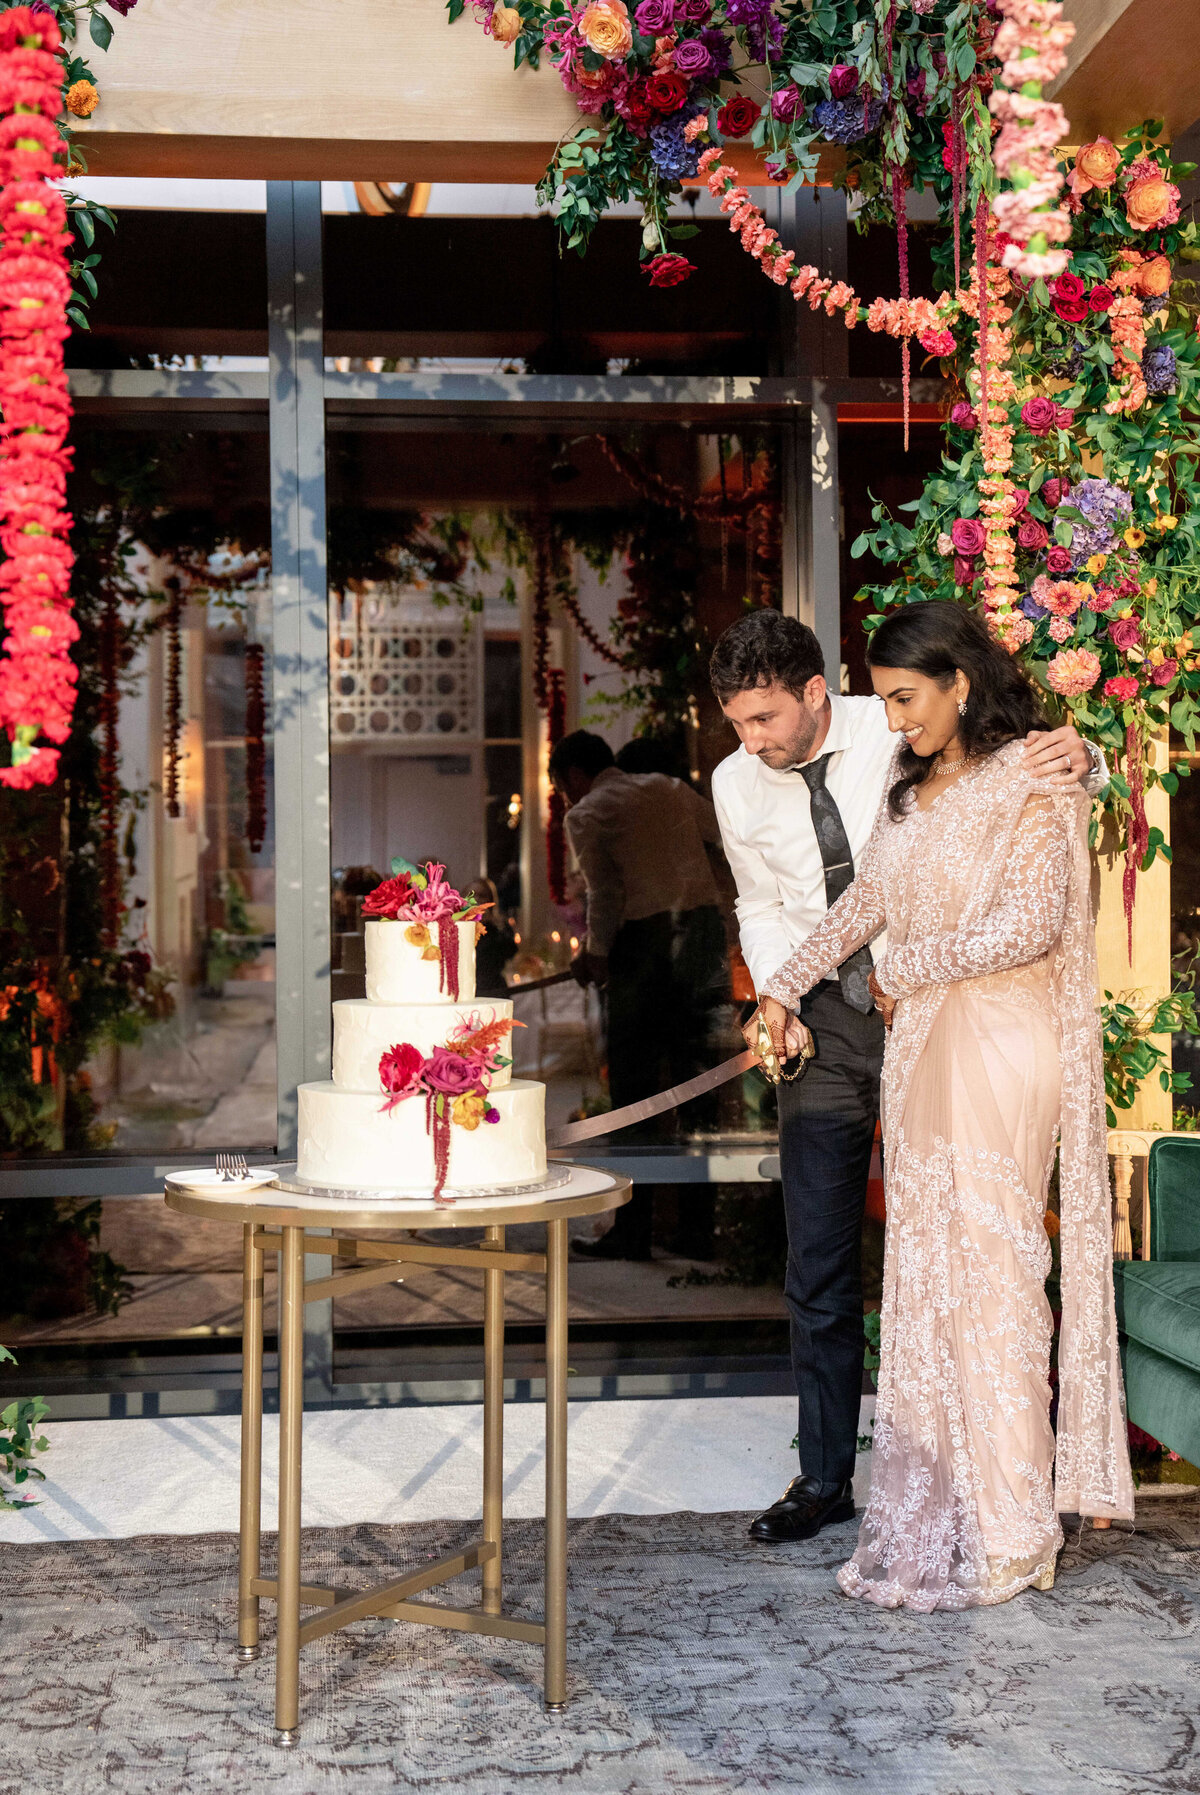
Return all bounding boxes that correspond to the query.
[550,729,731,1260]
[471,876,517,998]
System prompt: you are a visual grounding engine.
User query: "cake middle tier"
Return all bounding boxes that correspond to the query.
[332,997,516,1092]
[297,1077,546,1192]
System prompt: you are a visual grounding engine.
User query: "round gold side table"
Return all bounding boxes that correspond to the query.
[164,1164,630,1746]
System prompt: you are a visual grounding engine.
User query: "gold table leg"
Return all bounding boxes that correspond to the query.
[237,1222,265,1662]
[481,1223,505,1617]
[544,1215,568,1711]
[275,1224,305,1746]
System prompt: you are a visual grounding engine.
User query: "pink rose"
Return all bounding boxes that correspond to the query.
[951,516,986,557]
[1021,397,1059,436]
[1046,545,1072,574]
[1151,658,1178,687]
[1104,675,1140,701]
[949,400,977,429]
[770,83,804,123]
[1017,518,1049,551]
[1041,477,1068,508]
[1053,404,1075,429]
[1010,488,1030,518]
[1109,617,1142,651]
[828,63,859,98]
[423,1046,481,1097]
[953,556,978,587]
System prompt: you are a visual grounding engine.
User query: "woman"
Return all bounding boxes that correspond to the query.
[750,602,1133,1611]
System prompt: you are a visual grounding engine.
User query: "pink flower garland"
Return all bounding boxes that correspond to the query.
[0,8,75,790]
[989,0,1075,280]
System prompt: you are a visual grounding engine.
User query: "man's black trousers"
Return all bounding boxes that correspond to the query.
[776,978,886,1494]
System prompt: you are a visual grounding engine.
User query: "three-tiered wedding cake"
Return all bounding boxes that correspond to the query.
[296,864,546,1199]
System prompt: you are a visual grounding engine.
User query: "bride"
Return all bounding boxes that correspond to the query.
[750,601,1133,1611]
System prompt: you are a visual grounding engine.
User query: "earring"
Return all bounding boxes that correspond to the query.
[957,698,967,716]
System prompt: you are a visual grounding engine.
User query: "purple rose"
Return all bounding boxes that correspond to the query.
[770,83,805,123]
[1021,396,1059,437]
[951,517,987,557]
[423,1047,481,1097]
[673,35,713,76]
[634,0,674,30]
[829,63,859,98]
[1017,518,1049,551]
[949,400,977,430]
[1042,476,1068,508]
[677,0,711,18]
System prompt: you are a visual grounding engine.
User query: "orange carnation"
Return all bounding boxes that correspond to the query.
[65,79,98,118]
[1126,176,1179,231]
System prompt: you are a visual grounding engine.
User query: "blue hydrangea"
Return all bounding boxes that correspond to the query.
[649,111,701,181]
[812,91,884,145]
[1144,344,1178,396]
[1021,592,1049,622]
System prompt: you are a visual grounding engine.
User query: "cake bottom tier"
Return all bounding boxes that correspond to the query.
[296,1078,546,1192]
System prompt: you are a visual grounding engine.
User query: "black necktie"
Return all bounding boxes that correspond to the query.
[797,754,876,1015]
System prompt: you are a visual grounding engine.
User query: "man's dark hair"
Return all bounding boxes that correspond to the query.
[548,729,615,784]
[709,610,825,704]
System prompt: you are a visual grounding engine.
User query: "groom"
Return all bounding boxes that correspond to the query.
[709,609,1104,1542]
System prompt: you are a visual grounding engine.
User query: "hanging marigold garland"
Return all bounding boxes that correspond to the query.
[0,8,76,791]
[244,638,266,855]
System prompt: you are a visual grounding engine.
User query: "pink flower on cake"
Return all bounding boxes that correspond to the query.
[1046,647,1101,697]
[379,1042,425,1111]
[423,1046,482,1098]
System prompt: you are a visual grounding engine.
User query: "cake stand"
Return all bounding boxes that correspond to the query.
[163,1162,631,1745]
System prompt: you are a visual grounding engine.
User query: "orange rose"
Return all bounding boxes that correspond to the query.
[1136,253,1172,298]
[1073,137,1120,192]
[579,0,632,59]
[490,3,521,42]
[1126,176,1178,231]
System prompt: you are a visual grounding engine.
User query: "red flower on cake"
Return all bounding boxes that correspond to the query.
[379,1042,424,1110]
[361,872,416,918]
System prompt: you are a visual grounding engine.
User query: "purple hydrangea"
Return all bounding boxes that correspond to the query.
[1065,518,1120,570]
[649,109,702,180]
[1144,344,1178,396]
[1021,592,1050,622]
[1069,477,1133,532]
[723,0,771,19]
[812,90,885,145]
[745,10,783,59]
[700,25,731,70]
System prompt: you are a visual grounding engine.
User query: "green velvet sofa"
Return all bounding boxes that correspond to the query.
[1112,1135,1200,1469]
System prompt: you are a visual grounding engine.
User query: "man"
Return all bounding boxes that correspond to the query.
[550,729,730,1259]
[709,609,1105,1543]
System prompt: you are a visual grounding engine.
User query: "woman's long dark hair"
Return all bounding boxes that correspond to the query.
[866,602,1048,820]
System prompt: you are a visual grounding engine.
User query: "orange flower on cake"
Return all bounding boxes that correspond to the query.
[579,0,632,60]
[451,1091,489,1131]
[1046,647,1101,697]
[488,3,522,42]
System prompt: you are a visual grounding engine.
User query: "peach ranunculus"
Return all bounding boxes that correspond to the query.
[1126,175,1181,231]
[579,0,633,60]
[1136,253,1172,298]
[489,3,522,43]
[1068,137,1120,197]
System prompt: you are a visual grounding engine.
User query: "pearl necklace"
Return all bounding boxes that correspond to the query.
[931,752,970,778]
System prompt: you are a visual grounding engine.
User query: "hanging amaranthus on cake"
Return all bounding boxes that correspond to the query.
[0,9,76,790]
[378,1012,519,1202]
[244,639,266,854]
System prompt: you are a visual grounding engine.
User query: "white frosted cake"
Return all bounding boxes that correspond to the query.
[297,865,546,1199]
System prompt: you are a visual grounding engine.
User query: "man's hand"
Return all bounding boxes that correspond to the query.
[867,967,895,1030]
[571,951,609,988]
[1022,724,1096,789]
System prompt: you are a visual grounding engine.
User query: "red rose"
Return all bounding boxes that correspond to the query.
[1053,405,1075,429]
[1042,477,1068,508]
[829,63,859,98]
[362,873,416,918]
[1088,283,1115,312]
[717,93,759,138]
[1151,658,1179,687]
[953,555,978,588]
[1010,487,1030,518]
[1021,397,1060,436]
[1017,518,1049,551]
[1053,271,1085,302]
[1109,617,1142,651]
[1046,545,1072,574]
[951,517,987,557]
[1052,295,1090,323]
[643,252,695,288]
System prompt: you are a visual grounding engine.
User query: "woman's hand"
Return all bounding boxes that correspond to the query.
[867,967,896,1029]
[743,997,812,1064]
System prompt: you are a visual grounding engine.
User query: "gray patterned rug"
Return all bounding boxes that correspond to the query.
[2,1503,1199,1795]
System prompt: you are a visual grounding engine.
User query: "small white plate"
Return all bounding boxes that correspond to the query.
[169,1167,281,1194]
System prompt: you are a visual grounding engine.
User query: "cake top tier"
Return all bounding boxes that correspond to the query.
[361,861,489,1006]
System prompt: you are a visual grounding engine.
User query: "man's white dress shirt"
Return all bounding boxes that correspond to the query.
[711,694,895,997]
[566,767,722,958]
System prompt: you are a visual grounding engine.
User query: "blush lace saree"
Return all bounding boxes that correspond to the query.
[762,740,1134,1611]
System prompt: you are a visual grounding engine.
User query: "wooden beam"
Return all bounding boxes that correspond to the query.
[1053,0,1200,143]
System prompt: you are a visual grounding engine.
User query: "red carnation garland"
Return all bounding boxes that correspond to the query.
[0,9,76,790]
[545,665,567,906]
[243,639,266,853]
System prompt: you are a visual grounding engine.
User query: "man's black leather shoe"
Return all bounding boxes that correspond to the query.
[748,1474,856,1542]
